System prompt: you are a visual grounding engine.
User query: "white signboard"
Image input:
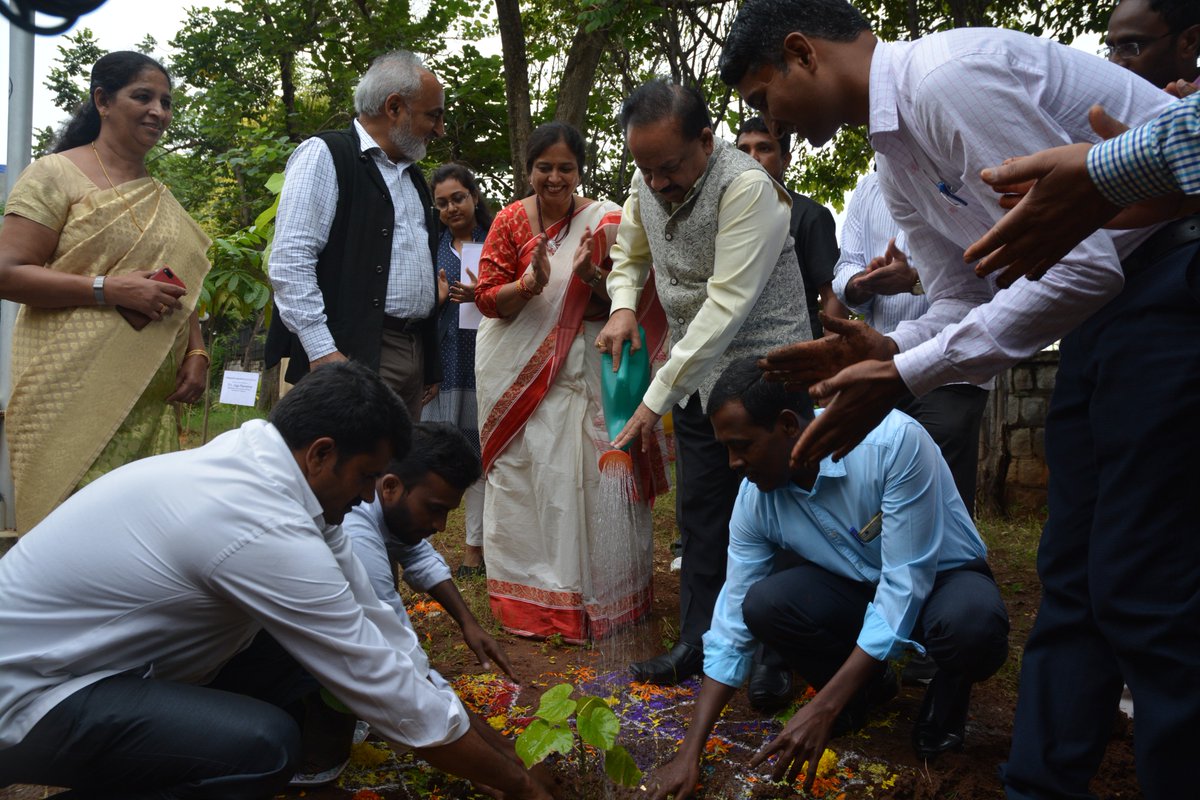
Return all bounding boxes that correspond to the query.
[219,370,261,406]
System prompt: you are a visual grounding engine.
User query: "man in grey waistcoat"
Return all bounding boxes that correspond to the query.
[596,79,812,708]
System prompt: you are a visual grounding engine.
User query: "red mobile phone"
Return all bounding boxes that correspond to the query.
[117,267,188,331]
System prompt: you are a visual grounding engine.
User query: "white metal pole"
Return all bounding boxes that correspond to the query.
[1,12,35,532]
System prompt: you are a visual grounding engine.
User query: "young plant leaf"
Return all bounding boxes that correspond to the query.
[604,744,643,788]
[533,683,576,724]
[515,719,574,768]
[577,703,619,751]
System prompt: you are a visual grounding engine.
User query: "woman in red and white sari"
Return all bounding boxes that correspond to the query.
[475,122,670,643]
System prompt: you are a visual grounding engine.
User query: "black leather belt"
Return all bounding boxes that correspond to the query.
[381,315,423,334]
[1122,214,1200,278]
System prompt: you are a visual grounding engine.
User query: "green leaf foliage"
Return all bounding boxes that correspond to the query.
[603,744,643,788]
[577,702,619,751]
[515,718,576,769]
[533,682,577,725]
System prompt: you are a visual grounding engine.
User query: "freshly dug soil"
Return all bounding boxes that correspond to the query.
[278,514,1143,800]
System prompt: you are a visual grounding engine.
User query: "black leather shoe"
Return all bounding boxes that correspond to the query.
[748,664,795,714]
[630,642,703,685]
[912,670,971,759]
[900,652,939,685]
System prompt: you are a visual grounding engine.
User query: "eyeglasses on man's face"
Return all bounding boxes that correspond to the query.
[1100,32,1174,60]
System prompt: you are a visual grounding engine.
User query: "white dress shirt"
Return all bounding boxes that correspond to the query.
[832,172,930,335]
[0,420,468,750]
[868,29,1173,395]
[269,119,436,361]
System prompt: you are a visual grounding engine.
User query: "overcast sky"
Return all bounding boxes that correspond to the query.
[1,0,211,152]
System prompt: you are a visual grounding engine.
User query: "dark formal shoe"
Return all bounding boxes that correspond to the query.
[832,665,899,737]
[912,670,971,759]
[748,664,795,714]
[630,642,703,685]
[900,652,939,685]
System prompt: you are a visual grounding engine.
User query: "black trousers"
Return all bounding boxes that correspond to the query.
[1003,240,1200,800]
[673,392,743,647]
[742,559,1009,699]
[895,383,989,516]
[0,634,312,799]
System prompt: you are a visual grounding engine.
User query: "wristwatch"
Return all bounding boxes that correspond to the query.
[92,275,107,305]
[586,269,606,287]
[910,274,924,296]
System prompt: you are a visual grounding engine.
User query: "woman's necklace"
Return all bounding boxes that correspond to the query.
[91,141,154,234]
[536,195,575,254]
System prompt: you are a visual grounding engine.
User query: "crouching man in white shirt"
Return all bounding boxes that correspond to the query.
[0,361,553,799]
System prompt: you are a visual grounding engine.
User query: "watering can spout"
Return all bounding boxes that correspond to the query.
[599,449,634,472]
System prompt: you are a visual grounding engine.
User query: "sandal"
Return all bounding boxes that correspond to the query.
[455,561,486,579]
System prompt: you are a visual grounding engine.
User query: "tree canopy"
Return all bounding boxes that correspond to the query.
[37,0,1111,336]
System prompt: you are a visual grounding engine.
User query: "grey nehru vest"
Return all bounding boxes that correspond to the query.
[637,138,812,409]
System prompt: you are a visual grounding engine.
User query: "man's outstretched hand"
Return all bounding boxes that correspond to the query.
[758,314,897,391]
[965,104,1128,287]
[792,360,909,467]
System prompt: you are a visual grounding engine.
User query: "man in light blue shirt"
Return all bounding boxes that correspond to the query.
[646,358,1008,799]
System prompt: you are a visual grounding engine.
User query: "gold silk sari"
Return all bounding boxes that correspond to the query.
[5,154,211,532]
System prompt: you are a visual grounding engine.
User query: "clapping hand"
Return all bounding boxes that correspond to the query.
[858,238,918,296]
[758,314,896,392]
[530,236,552,290]
[571,226,598,284]
[449,266,478,304]
[964,104,1129,286]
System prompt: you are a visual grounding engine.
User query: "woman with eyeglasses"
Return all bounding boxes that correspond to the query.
[424,163,493,576]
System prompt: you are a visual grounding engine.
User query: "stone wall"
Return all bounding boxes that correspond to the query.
[978,350,1059,515]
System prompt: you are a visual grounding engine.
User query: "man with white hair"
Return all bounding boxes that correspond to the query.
[267,50,446,418]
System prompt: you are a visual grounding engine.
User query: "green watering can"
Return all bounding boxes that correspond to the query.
[599,325,650,472]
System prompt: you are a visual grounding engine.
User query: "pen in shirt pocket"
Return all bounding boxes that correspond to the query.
[849,511,883,545]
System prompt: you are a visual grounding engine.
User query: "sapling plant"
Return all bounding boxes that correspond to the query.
[515,683,642,788]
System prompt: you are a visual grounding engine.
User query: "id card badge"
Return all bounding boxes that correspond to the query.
[852,511,883,545]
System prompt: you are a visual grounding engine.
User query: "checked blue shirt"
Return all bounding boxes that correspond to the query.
[1088,93,1200,208]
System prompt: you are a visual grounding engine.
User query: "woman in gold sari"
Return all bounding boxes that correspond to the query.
[0,51,211,532]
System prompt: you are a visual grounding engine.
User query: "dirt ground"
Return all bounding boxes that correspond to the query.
[281,503,1143,800]
[0,500,1144,800]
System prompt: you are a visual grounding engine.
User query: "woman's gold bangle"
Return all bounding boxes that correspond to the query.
[518,273,541,299]
[185,349,211,362]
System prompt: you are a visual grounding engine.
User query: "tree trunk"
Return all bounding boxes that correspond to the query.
[906,0,921,39]
[279,50,299,140]
[495,0,534,200]
[553,25,610,141]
